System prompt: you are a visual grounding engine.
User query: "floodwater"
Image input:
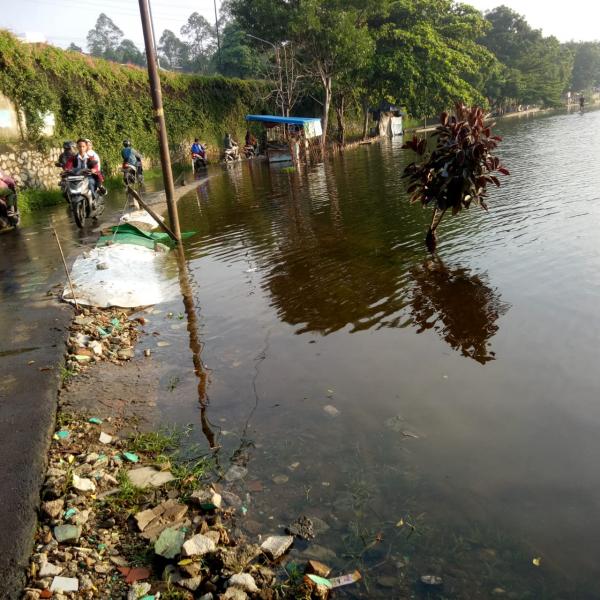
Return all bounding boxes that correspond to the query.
[152,108,600,599]
[3,108,600,598]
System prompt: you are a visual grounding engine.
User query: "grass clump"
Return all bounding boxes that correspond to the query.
[19,188,63,213]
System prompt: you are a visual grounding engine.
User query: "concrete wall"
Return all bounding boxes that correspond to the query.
[0,144,61,190]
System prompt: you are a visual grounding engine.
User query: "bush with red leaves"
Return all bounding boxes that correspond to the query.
[402,103,509,252]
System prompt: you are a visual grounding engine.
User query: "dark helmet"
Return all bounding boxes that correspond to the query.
[63,140,73,150]
[123,139,131,147]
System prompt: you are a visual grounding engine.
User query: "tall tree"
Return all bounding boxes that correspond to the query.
[181,12,216,73]
[217,21,265,78]
[570,42,600,91]
[117,39,145,66]
[158,30,189,70]
[87,13,124,60]
[481,6,573,107]
[372,0,494,118]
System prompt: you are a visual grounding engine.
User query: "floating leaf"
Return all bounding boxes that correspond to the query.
[532,557,541,567]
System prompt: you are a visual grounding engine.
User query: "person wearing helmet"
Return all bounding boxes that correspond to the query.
[121,139,143,182]
[56,141,76,170]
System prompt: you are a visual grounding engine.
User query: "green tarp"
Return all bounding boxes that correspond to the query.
[96,223,195,249]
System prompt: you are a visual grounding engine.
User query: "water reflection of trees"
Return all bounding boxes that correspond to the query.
[408,259,509,364]
[178,159,507,361]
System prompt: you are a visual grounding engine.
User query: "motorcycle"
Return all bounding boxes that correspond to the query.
[122,162,144,187]
[192,153,207,173]
[223,146,240,163]
[0,196,20,230]
[243,145,257,159]
[61,169,104,228]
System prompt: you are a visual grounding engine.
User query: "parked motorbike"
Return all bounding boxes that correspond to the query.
[0,196,20,230]
[61,169,104,228]
[192,153,208,173]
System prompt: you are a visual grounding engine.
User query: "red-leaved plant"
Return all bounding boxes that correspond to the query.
[402,103,509,252]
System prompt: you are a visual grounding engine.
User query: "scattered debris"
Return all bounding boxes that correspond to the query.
[286,516,315,540]
[306,560,332,578]
[330,570,362,588]
[127,466,175,488]
[260,535,294,560]
[421,574,443,587]
[323,405,340,417]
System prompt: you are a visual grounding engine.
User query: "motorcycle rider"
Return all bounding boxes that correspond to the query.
[121,139,143,182]
[191,138,207,165]
[0,171,18,219]
[223,132,239,160]
[72,138,103,198]
[56,141,76,169]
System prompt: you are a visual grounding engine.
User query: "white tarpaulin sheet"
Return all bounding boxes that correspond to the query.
[63,244,176,308]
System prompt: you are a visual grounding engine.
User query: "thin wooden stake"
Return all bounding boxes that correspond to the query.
[50,220,79,312]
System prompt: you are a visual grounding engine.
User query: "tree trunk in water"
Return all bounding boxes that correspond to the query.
[361,97,370,140]
[426,208,446,253]
[321,76,331,149]
[335,95,345,146]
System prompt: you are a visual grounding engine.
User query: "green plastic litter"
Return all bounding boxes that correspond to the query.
[97,326,109,337]
[113,454,122,463]
[307,574,332,588]
[155,527,185,559]
[64,508,78,519]
[140,596,155,600]
[110,318,122,330]
[57,430,69,439]
[98,543,106,551]
[88,417,102,425]
[123,452,139,463]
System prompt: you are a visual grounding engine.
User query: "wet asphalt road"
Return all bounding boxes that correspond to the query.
[0,212,86,598]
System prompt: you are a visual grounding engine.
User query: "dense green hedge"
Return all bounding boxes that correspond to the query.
[0,31,271,173]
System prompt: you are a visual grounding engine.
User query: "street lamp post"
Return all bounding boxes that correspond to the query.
[247,34,284,117]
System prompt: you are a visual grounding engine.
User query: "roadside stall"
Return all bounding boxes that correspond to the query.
[245,115,322,163]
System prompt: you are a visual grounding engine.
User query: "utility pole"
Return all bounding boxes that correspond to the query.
[213,0,221,70]
[138,0,182,243]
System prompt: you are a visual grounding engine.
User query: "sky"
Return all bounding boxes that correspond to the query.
[1,0,598,50]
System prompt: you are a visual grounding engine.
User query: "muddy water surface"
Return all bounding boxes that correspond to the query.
[143,109,600,599]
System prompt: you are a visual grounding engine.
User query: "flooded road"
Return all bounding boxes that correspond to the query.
[2,108,600,597]
[151,109,600,598]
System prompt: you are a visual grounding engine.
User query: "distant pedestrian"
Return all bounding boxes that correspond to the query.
[579,94,585,110]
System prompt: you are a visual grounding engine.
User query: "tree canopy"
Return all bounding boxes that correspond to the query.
[82,3,599,140]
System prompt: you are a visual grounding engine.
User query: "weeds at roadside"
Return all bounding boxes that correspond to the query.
[56,411,75,428]
[160,584,192,600]
[120,539,154,567]
[128,426,185,457]
[60,365,77,385]
[101,470,147,513]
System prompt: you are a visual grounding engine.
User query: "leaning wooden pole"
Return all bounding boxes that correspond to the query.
[138,0,182,244]
[126,186,178,241]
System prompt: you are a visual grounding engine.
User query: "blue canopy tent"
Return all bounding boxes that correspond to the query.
[245,115,323,163]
